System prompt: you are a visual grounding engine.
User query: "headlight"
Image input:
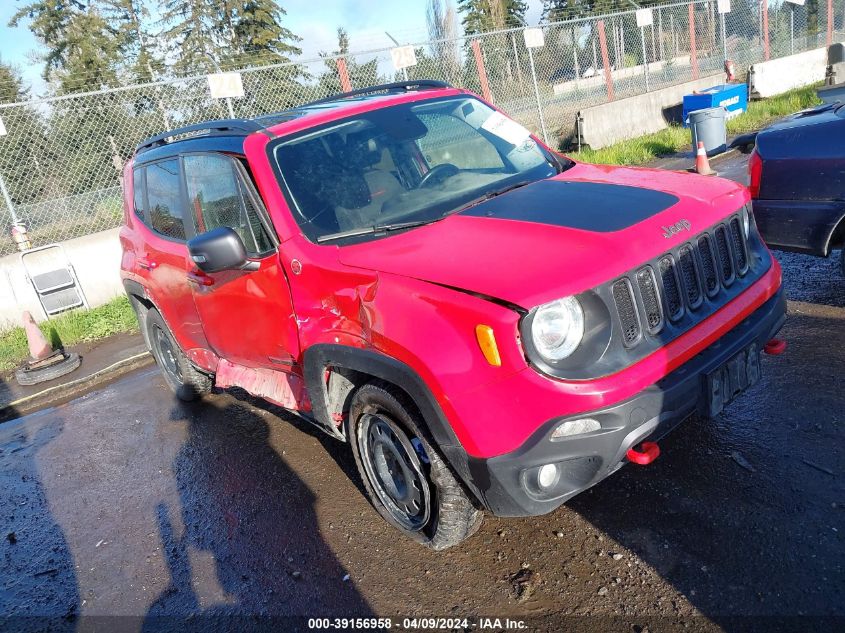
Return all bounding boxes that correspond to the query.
[742,204,751,239]
[530,296,584,361]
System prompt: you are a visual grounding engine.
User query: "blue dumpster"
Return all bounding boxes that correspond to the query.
[682,84,747,127]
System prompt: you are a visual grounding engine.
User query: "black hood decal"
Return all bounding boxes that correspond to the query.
[460,180,680,232]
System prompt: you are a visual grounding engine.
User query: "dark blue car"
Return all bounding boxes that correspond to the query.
[749,101,845,274]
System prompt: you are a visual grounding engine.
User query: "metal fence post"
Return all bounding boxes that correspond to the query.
[641,26,650,91]
[573,27,581,90]
[0,170,20,225]
[471,39,492,102]
[597,20,616,101]
[525,38,549,146]
[336,57,352,92]
[762,0,770,60]
[689,3,700,79]
[828,0,834,46]
[510,33,526,97]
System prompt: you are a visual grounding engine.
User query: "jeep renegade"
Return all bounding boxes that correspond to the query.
[120,80,786,549]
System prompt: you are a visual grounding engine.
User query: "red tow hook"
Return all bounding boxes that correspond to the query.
[626,441,661,465]
[764,338,787,355]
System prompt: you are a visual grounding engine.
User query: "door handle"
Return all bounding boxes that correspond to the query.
[186,270,214,287]
[137,259,157,271]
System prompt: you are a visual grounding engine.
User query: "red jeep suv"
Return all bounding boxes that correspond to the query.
[120,81,786,549]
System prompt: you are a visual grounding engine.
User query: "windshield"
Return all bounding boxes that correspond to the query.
[270,96,566,243]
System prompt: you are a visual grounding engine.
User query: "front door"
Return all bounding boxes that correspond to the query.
[182,152,300,370]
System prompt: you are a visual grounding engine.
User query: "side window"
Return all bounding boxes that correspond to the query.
[183,154,273,256]
[132,168,146,221]
[146,159,186,240]
[416,113,505,171]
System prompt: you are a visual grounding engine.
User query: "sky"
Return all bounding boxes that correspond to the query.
[0,0,545,97]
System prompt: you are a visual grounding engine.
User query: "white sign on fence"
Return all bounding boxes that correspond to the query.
[523,28,545,48]
[207,72,244,99]
[784,0,805,5]
[717,0,731,13]
[0,116,6,137]
[390,46,417,70]
[635,9,653,27]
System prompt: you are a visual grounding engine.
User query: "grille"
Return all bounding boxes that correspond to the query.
[607,213,756,350]
[715,225,735,285]
[697,234,720,297]
[636,267,663,332]
[678,244,703,309]
[612,279,641,345]
[729,218,748,273]
[658,256,684,321]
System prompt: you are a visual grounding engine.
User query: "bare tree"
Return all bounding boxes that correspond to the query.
[427,0,461,84]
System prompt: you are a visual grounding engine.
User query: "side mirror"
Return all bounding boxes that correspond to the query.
[187,227,258,273]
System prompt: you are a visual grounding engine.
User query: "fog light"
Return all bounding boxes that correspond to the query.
[537,463,559,489]
[551,418,601,440]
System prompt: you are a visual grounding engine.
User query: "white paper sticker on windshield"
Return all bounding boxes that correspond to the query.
[481,111,531,146]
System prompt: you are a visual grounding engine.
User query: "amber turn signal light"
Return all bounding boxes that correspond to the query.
[475,324,501,367]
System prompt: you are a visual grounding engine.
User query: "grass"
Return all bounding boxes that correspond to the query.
[0,295,138,374]
[571,83,824,166]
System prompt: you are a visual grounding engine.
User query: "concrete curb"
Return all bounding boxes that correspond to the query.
[0,351,154,422]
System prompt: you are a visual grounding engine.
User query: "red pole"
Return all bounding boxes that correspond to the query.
[762,0,770,61]
[688,4,699,80]
[827,0,833,46]
[471,40,492,102]
[336,57,352,93]
[596,20,615,101]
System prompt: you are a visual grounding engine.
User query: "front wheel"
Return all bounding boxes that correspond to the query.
[348,383,482,550]
[146,309,212,401]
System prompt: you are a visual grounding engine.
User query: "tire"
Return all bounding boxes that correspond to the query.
[15,352,81,386]
[347,383,482,550]
[145,309,212,401]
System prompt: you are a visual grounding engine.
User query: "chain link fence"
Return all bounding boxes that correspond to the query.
[0,0,842,256]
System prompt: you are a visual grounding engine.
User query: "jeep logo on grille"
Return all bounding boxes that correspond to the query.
[661,219,692,239]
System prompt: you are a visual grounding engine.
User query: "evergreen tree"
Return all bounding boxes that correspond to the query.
[96,0,162,82]
[228,0,302,67]
[457,0,528,34]
[8,0,83,83]
[160,0,222,74]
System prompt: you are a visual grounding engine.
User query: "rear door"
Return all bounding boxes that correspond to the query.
[183,152,300,370]
[133,158,208,353]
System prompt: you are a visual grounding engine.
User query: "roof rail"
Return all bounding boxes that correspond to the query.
[135,119,265,153]
[306,80,452,107]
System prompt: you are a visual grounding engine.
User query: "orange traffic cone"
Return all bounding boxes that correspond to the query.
[694,141,716,176]
[15,311,81,386]
[22,310,53,360]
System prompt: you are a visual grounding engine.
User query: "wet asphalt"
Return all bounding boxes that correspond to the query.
[0,152,843,632]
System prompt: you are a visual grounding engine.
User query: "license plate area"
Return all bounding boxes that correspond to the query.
[704,343,761,417]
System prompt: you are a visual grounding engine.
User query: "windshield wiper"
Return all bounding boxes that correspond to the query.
[453,180,534,214]
[316,219,437,243]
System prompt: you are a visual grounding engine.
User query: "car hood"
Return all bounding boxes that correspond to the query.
[338,163,748,308]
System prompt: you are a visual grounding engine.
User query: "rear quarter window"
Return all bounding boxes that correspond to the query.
[146,159,187,240]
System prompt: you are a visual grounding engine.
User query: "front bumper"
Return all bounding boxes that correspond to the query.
[468,287,786,517]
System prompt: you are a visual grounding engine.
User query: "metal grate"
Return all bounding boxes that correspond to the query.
[678,244,703,309]
[612,279,641,345]
[658,255,684,321]
[636,266,663,333]
[697,234,720,297]
[729,218,748,274]
[715,225,735,286]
